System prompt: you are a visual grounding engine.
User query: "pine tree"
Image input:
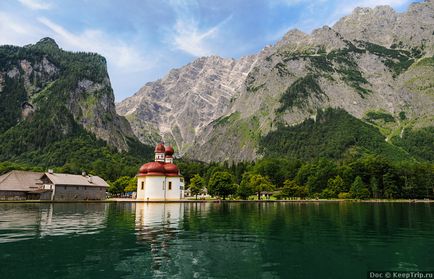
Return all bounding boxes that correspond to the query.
[350,176,370,199]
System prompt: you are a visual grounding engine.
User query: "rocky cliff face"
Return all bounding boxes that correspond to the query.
[0,38,136,152]
[116,53,269,154]
[118,0,434,162]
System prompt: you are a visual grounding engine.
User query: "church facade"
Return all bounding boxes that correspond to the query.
[136,143,185,201]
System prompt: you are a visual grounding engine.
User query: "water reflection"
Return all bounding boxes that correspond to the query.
[135,203,184,237]
[133,203,184,273]
[124,203,270,278]
[0,202,433,279]
[0,203,108,243]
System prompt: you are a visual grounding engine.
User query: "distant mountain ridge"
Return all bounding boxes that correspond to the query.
[117,0,434,163]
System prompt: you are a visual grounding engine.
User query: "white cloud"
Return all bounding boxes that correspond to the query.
[37,17,153,71]
[172,17,230,57]
[0,12,152,72]
[0,12,44,45]
[18,0,52,10]
[167,0,231,57]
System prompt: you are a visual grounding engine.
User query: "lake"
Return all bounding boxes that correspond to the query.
[0,202,433,279]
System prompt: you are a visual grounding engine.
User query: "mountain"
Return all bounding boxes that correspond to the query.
[117,0,434,163]
[0,38,152,179]
[116,54,266,154]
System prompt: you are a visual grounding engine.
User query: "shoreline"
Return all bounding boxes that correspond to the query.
[0,198,433,204]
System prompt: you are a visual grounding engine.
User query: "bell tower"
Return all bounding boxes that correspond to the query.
[165,146,174,163]
[154,143,165,162]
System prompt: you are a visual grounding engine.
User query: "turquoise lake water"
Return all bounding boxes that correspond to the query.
[0,202,433,279]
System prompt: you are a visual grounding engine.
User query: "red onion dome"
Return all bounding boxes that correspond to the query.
[164,163,179,174]
[165,145,174,156]
[155,143,165,153]
[138,162,152,174]
[146,162,165,175]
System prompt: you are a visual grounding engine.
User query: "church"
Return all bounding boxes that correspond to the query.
[136,143,185,201]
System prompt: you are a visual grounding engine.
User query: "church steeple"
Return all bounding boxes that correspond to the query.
[154,143,165,162]
[165,146,174,163]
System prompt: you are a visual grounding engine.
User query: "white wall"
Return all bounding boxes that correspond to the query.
[165,177,184,200]
[136,176,184,201]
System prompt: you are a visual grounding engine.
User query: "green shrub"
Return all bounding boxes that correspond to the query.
[338,192,352,199]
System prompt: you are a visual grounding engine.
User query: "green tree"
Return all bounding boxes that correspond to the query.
[350,176,370,199]
[383,172,398,199]
[369,176,380,198]
[326,175,345,197]
[124,177,137,193]
[237,172,255,200]
[329,175,345,192]
[320,188,336,199]
[204,165,228,185]
[296,158,337,194]
[249,174,275,200]
[252,158,300,187]
[109,176,132,194]
[281,179,308,199]
[282,179,299,199]
[208,171,237,200]
[189,174,205,200]
[401,175,416,199]
[297,186,309,199]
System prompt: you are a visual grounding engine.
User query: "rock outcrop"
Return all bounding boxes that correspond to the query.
[0,37,137,152]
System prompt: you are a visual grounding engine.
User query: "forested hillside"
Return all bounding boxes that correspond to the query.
[0,38,153,180]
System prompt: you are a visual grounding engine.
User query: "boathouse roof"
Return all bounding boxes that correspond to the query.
[0,170,43,191]
[43,173,109,187]
[0,170,109,192]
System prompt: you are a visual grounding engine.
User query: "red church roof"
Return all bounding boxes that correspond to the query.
[137,143,181,177]
[165,145,174,157]
[164,163,179,176]
[155,143,165,153]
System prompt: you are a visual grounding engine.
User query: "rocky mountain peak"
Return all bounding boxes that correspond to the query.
[33,37,59,49]
[333,5,397,47]
[275,29,309,49]
[333,0,434,49]
[309,26,346,50]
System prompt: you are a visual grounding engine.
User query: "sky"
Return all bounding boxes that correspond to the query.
[0,0,420,101]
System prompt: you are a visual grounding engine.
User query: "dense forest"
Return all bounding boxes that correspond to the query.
[260,108,419,162]
[175,155,433,200]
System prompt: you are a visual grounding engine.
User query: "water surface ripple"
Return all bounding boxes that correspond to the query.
[0,202,433,279]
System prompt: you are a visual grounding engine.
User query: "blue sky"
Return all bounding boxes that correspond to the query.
[0,0,419,101]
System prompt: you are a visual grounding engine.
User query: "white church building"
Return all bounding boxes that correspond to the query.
[136,143,185,201]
